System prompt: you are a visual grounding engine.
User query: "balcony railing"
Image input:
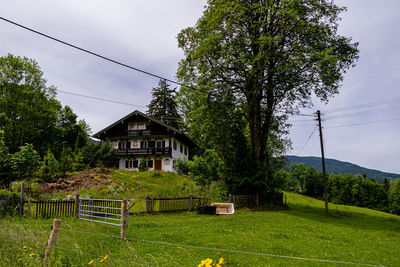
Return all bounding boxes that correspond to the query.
[117,147,171,156]
[127,130,152,136]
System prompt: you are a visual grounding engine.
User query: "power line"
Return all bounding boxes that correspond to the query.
[0,16,205,93]
[297,127,317,155]
[324,106,400,120]
[325,118,400,129]
[57,89,147,108]
[324,97,400,113]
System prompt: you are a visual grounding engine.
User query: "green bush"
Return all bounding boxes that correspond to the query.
[174,158,190,175]
[138,159,148,172]
[0,189,19,215]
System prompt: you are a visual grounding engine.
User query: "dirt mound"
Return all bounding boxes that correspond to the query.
[40,169,113,194]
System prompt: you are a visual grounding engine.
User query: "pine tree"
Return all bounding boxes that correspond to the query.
[147,79,182,129]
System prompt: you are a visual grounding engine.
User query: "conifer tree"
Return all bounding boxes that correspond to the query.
[147,79,182,129]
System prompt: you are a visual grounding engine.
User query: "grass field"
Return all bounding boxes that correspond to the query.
[1,192,399,267]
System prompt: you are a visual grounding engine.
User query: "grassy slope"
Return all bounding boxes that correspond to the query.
[1,192,399,267]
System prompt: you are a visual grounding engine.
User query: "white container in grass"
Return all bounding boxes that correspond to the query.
[211,203,235,215]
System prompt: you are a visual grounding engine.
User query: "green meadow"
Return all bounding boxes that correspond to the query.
[1,191,399,267]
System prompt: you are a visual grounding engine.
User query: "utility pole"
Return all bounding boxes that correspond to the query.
[316,110,329,214]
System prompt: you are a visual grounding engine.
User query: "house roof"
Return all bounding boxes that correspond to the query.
[92,110,198,148]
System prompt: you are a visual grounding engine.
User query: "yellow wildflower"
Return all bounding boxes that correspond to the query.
[23,246,28,249]
[18,258,22,262]
[219,258,225,264]
[29,253,35,257]
[103,255,109,259]
[88,259,94,265]
[216,265,221,267]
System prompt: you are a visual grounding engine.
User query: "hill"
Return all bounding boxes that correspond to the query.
[286,155,400,182]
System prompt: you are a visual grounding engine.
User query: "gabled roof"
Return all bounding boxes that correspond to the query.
[92,110,198,148]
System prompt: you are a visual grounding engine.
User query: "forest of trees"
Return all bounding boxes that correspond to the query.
[0,54,118,189]
[275,163,400,215]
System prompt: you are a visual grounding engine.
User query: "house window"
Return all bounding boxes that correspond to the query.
[173,140,177,150]
[138,124,146,130]
[184,147,187,156]
[148,141,155,148]
[147,160,153,168]
[180,144,183,153]
[133,160,138,168]
[119,142,123,149]
[129,160,133,168]
[126,141,131,149]
[125,160,129,168]
[156,141,162,148]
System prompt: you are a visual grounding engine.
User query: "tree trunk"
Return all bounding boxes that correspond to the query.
[247,92,266,167]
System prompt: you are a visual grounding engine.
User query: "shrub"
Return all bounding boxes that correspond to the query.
[39,149,59,182]
[0,189,19,215]
[174,158,190,175]
[138,159,148,172]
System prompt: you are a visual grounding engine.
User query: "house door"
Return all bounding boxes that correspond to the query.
[155,159,162,171]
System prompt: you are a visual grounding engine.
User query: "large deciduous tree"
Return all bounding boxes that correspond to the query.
[0,54,61,155]
[177,0,359,173]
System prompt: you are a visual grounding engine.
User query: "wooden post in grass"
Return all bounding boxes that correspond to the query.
[74,193,79,218]
[43,219,61,266]
[19,183,24,216]
[27,198,31,217]
[121,200,127,240]
[151,197,154,215]
[188,195,193,211]
[145,196,149,213]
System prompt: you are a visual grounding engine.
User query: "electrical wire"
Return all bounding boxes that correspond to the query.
[57,89,147,108]
[0,16,206,93]
[324,106,400,120]
[297,127,317,155]
[324,118,400,129]
[324,97,400,113]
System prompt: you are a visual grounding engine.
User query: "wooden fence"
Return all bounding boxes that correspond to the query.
[30,200,75,218]
[145,196,208,214]
[229,192,284,208]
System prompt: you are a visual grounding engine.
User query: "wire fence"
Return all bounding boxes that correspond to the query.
[56,228,386,267]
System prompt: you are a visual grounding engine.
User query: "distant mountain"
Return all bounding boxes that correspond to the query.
[286,155,400,182]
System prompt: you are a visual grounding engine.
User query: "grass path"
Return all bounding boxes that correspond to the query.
[1,192,399,266]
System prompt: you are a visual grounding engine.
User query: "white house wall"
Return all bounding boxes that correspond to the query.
[115,137,188,172]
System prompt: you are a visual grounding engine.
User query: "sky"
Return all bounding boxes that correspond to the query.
[1,0,399,173]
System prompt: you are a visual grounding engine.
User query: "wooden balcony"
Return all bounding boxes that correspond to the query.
[117,147,171,156]
[127,130,152,136]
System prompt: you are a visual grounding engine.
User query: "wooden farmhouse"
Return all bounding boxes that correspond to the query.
[92,110,197,172]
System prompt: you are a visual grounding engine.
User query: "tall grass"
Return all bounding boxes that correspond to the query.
[1,192,399,266]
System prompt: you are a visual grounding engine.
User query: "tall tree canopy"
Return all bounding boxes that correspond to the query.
[0,54,61,155]
[177,0,359,175]
[147,79,182,129]
[0,54,88,155]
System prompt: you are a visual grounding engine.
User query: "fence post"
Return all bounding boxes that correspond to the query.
[188,195,193,211]
[256,193,259,206]
[228,194,232,203]
[121,200,127,240]
[19,183,24,216]
[27,198,31,217]
[145,196,149,213]
[151,197,154,215]
[43,219,61,266]
[74,193,80,218]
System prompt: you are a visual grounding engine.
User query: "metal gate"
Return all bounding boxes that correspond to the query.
[78,198,129,226]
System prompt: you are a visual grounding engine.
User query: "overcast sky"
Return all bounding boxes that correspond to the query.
[1,0,399,173]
